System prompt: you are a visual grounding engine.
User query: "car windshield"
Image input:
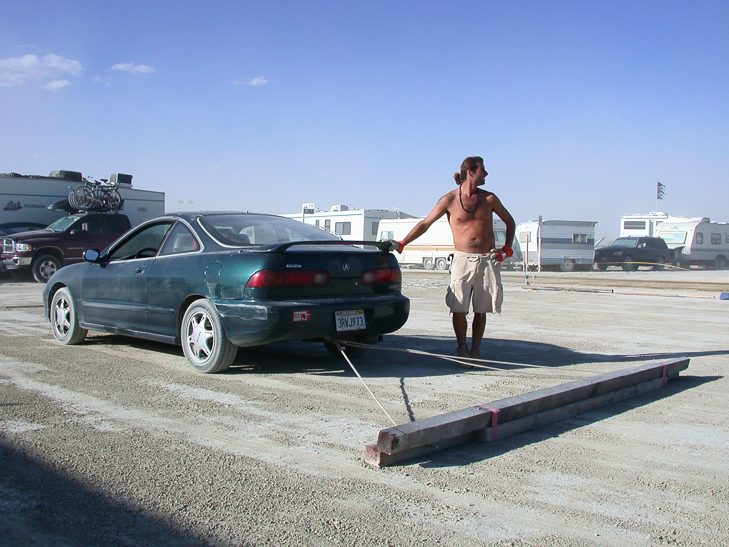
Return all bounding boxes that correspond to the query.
[612,238,638,248]
[199,214,342,246]
[45,215,82,232]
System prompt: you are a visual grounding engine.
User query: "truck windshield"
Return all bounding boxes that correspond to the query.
[45,215,83,232]
[612,238,638,248]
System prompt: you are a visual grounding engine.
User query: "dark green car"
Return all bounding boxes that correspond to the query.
[43,212,409,373]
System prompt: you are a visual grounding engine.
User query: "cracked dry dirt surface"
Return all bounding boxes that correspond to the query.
[0,269,728,546]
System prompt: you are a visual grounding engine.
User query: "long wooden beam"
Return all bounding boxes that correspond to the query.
[365,358,689,468]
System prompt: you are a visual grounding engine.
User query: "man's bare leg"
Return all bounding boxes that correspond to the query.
[452,312,469,356]
[470,313,487,358]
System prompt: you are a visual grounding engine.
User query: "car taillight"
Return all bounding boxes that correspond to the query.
[246,270,330,288]
[361,267,401,285]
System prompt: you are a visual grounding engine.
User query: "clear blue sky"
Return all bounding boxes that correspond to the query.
[2,1,728,239]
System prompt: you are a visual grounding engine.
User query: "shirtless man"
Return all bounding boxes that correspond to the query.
[391,156,515,359]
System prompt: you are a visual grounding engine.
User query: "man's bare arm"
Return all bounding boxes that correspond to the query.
[401,194,451,247]
[487,193,516,247]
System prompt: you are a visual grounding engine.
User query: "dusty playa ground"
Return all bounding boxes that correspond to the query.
[0,268,727,546]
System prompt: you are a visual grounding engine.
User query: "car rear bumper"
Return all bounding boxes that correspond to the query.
[213,294,410,347]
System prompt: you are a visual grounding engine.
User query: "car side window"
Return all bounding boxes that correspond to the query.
[108,221,174,261]
[159,222,200,256]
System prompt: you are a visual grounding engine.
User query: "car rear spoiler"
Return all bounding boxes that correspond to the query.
[246,240,393,253]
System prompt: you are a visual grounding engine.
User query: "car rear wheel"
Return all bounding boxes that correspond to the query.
[621,256,636,272]
[324,339,371,359]
[653,256,666,271]
[32,254,62,283]
[50,287,88,345]
[181,299,238,373]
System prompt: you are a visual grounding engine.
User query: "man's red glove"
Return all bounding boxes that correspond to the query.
[385,240,405,253]
[490,244,513,264]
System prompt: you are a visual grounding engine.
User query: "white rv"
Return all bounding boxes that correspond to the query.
[619,212,704,237]
[1,170,165,235]
[281,204,415,242]
[377,217,519,270]
[516,219,597,272]
[655,218,729,269]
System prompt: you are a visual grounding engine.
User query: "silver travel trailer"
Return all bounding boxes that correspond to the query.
[655,218,729,269]
[377,217,520,270]
[1,170,165,236]
[516,219,597,272]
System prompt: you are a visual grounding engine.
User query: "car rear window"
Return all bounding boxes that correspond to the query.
[199,214,341,247]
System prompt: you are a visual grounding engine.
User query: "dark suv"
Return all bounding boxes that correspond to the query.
[594,236,671,271]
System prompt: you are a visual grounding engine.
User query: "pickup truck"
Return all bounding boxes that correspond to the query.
[1,213,131,282]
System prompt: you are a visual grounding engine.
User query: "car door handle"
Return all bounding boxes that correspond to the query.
[135,268,145,275]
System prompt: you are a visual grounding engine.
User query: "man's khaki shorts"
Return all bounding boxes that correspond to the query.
[445,251,503,314]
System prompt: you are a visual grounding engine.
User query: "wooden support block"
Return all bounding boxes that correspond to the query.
[365,358,689,468]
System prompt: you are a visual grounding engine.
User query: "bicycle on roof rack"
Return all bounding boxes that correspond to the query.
[68,177,123,212]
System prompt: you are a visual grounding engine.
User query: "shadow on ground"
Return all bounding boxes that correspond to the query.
[0,440,210,546]
[82,332,729,380]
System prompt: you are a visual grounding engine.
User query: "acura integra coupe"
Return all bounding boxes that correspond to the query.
[43,212,409,373]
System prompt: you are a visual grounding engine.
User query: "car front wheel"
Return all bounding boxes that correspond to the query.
[181,299,238,373]
[50,287,88,345]
[621,256,636,272]
[653,256,666,271]
[32,254,62,283]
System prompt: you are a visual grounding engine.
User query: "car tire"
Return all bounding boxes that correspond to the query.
[50,287,88,345]
[621,256,636,272]
[653,256,666,271]
[181,299,238,373]
[324,339,371,359]
[595,263,608,271]
[435,257,448,271]
[560,259,575,272]
[423,257,435,270]
[32,254,62,283]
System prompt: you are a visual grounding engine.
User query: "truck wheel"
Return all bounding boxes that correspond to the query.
[560,260,575,272]
[715,256,727,270]
[423,257,435,270]
[621,256,636,272]
[32,255,62,283]
[181,299,238,373]
[653,256,666,271]
[435,257,448,270]
[50,288,88,345]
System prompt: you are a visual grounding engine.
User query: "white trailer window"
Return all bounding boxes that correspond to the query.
[335,222,351,235]
[572,233,588,243]
[711,233,721,245]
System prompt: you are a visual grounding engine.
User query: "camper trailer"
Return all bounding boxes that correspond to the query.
[377,217,519,270]
[281,204,414,242]
[1,170,165,235]
[516,219,597,272]
[655,218,729,269]
[619,212,705,237]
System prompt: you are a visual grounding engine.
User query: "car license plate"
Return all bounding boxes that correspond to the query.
[335,310,366,332]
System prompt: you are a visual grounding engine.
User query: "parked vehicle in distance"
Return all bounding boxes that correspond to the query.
[593,236,671,271]
[2,212,132,282]
[43,212,410,373]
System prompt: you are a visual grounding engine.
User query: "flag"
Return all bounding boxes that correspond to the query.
[657,182,665,200]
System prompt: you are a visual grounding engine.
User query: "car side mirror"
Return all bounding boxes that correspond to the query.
[83,249,102,263]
